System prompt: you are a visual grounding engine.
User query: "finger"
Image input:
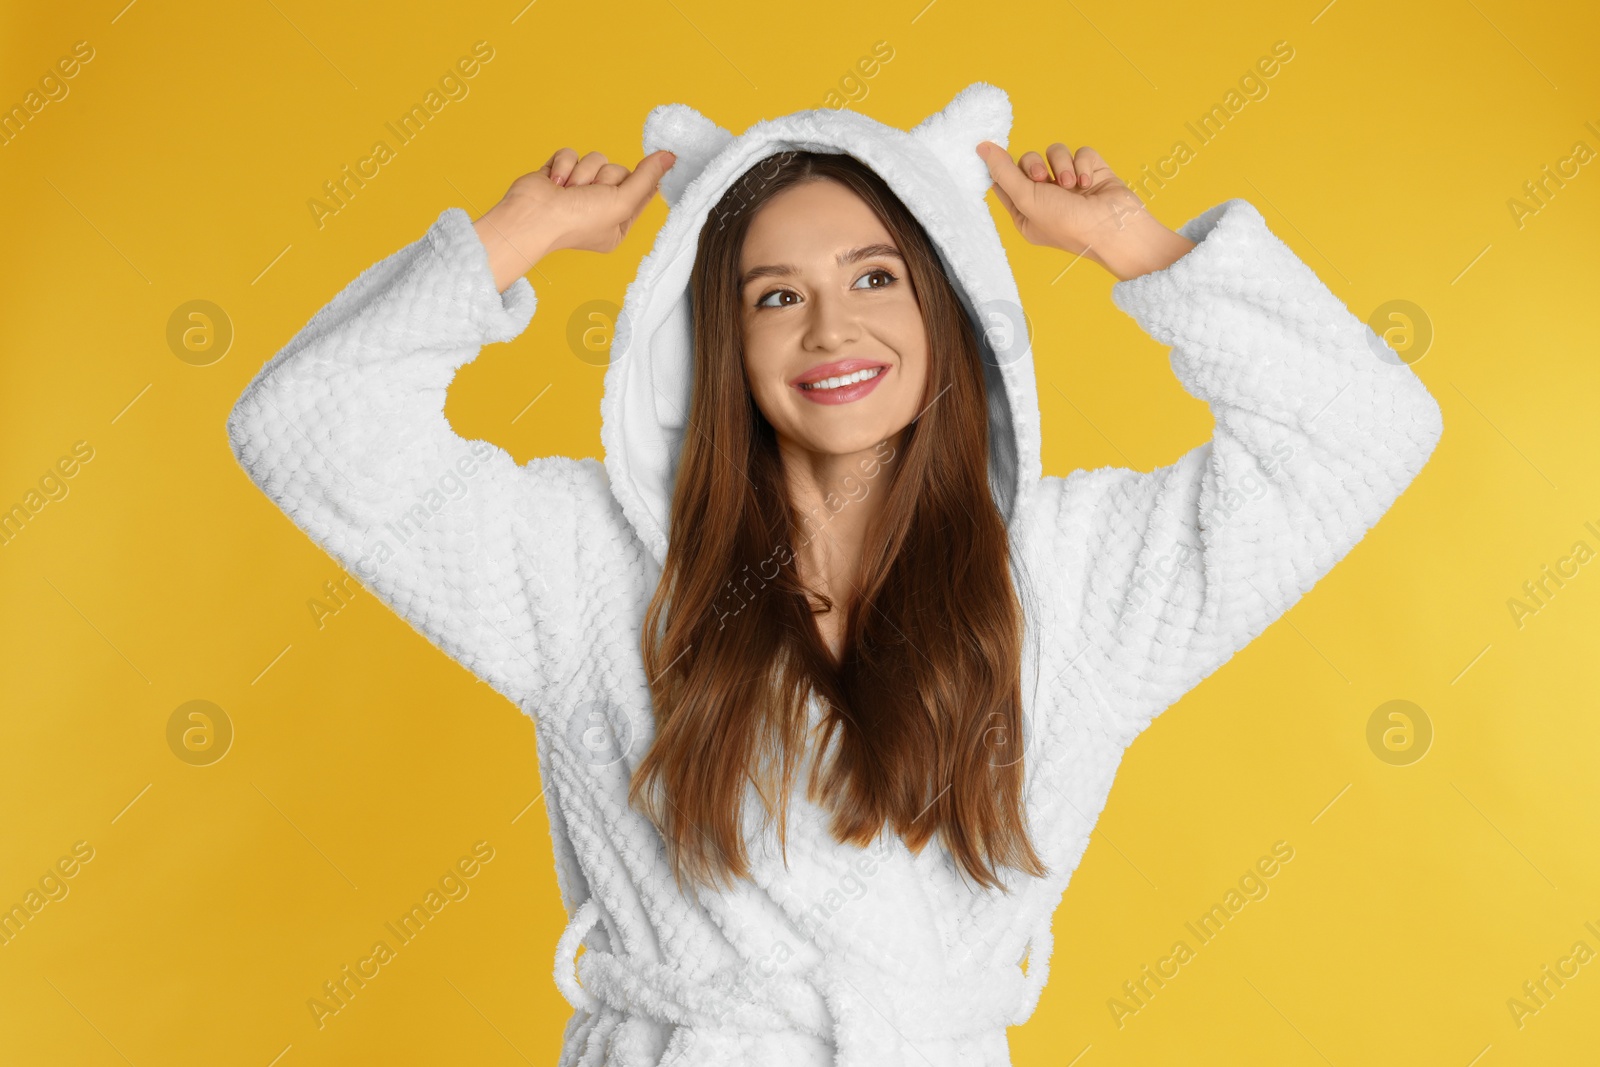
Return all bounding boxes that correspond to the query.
[568,150,610,187]
[617,149,677,208]
[1017,150,1049,182]
[987,173,1023,227]
[1045,143,1078,188]
[975,141,1036,213]
[593,162,630,187]
[1074,145,1110,188]
[548,146,579,186]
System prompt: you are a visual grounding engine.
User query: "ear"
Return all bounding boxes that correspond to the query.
[641,102,735,207]
[909,81,1013,201]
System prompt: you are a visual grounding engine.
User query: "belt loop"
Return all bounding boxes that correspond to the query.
[1014,923,1055,1021]
[554,896,603,1014]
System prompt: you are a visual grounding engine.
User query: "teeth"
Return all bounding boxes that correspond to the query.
[800,366,883,391]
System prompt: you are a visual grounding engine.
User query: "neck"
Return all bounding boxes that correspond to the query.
[776,430,903,611]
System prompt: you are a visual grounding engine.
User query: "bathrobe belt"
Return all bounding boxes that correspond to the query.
[554,896,1053,1066]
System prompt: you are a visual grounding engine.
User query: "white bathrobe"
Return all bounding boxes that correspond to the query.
[225,82,1444,1066]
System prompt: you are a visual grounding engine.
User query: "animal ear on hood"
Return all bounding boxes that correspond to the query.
[910,81,1014,203]
[641,102,734,207]
[640,81,1011,209]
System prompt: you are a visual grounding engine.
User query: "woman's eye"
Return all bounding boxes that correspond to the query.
[754,269,898,309]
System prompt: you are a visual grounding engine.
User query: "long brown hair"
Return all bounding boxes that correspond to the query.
[629,150,1049,894]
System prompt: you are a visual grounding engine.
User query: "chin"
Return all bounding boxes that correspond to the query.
[797,421,896,456]
[767,386,910,454]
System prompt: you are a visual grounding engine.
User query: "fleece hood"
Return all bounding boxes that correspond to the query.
[600,82,1044,569]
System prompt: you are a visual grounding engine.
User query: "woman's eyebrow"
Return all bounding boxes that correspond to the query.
[740,243,904,288]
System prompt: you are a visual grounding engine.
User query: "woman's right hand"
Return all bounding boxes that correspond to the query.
[472,147,678,293]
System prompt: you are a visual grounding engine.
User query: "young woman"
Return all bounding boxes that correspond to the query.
[227,84,1443,1067]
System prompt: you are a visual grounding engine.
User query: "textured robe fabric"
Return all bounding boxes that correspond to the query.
[225,83,1443,1066]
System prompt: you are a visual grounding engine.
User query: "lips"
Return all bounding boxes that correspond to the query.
[790,358,891,388]
[791,362,891,406]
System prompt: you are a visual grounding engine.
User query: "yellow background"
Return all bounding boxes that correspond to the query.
[3,0,1597,1063]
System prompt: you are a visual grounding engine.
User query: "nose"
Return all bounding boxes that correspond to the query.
[801,288,861,351]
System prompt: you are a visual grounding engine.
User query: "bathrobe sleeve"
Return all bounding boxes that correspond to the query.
[1034,198,1443,745]
[225,206,614,707]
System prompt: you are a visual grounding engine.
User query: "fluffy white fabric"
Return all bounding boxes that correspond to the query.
[226,82,1443,1066]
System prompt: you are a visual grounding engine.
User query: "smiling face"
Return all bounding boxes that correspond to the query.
[738,178,930,459]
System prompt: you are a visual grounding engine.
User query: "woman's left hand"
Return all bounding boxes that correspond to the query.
[976,141,1195,281]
